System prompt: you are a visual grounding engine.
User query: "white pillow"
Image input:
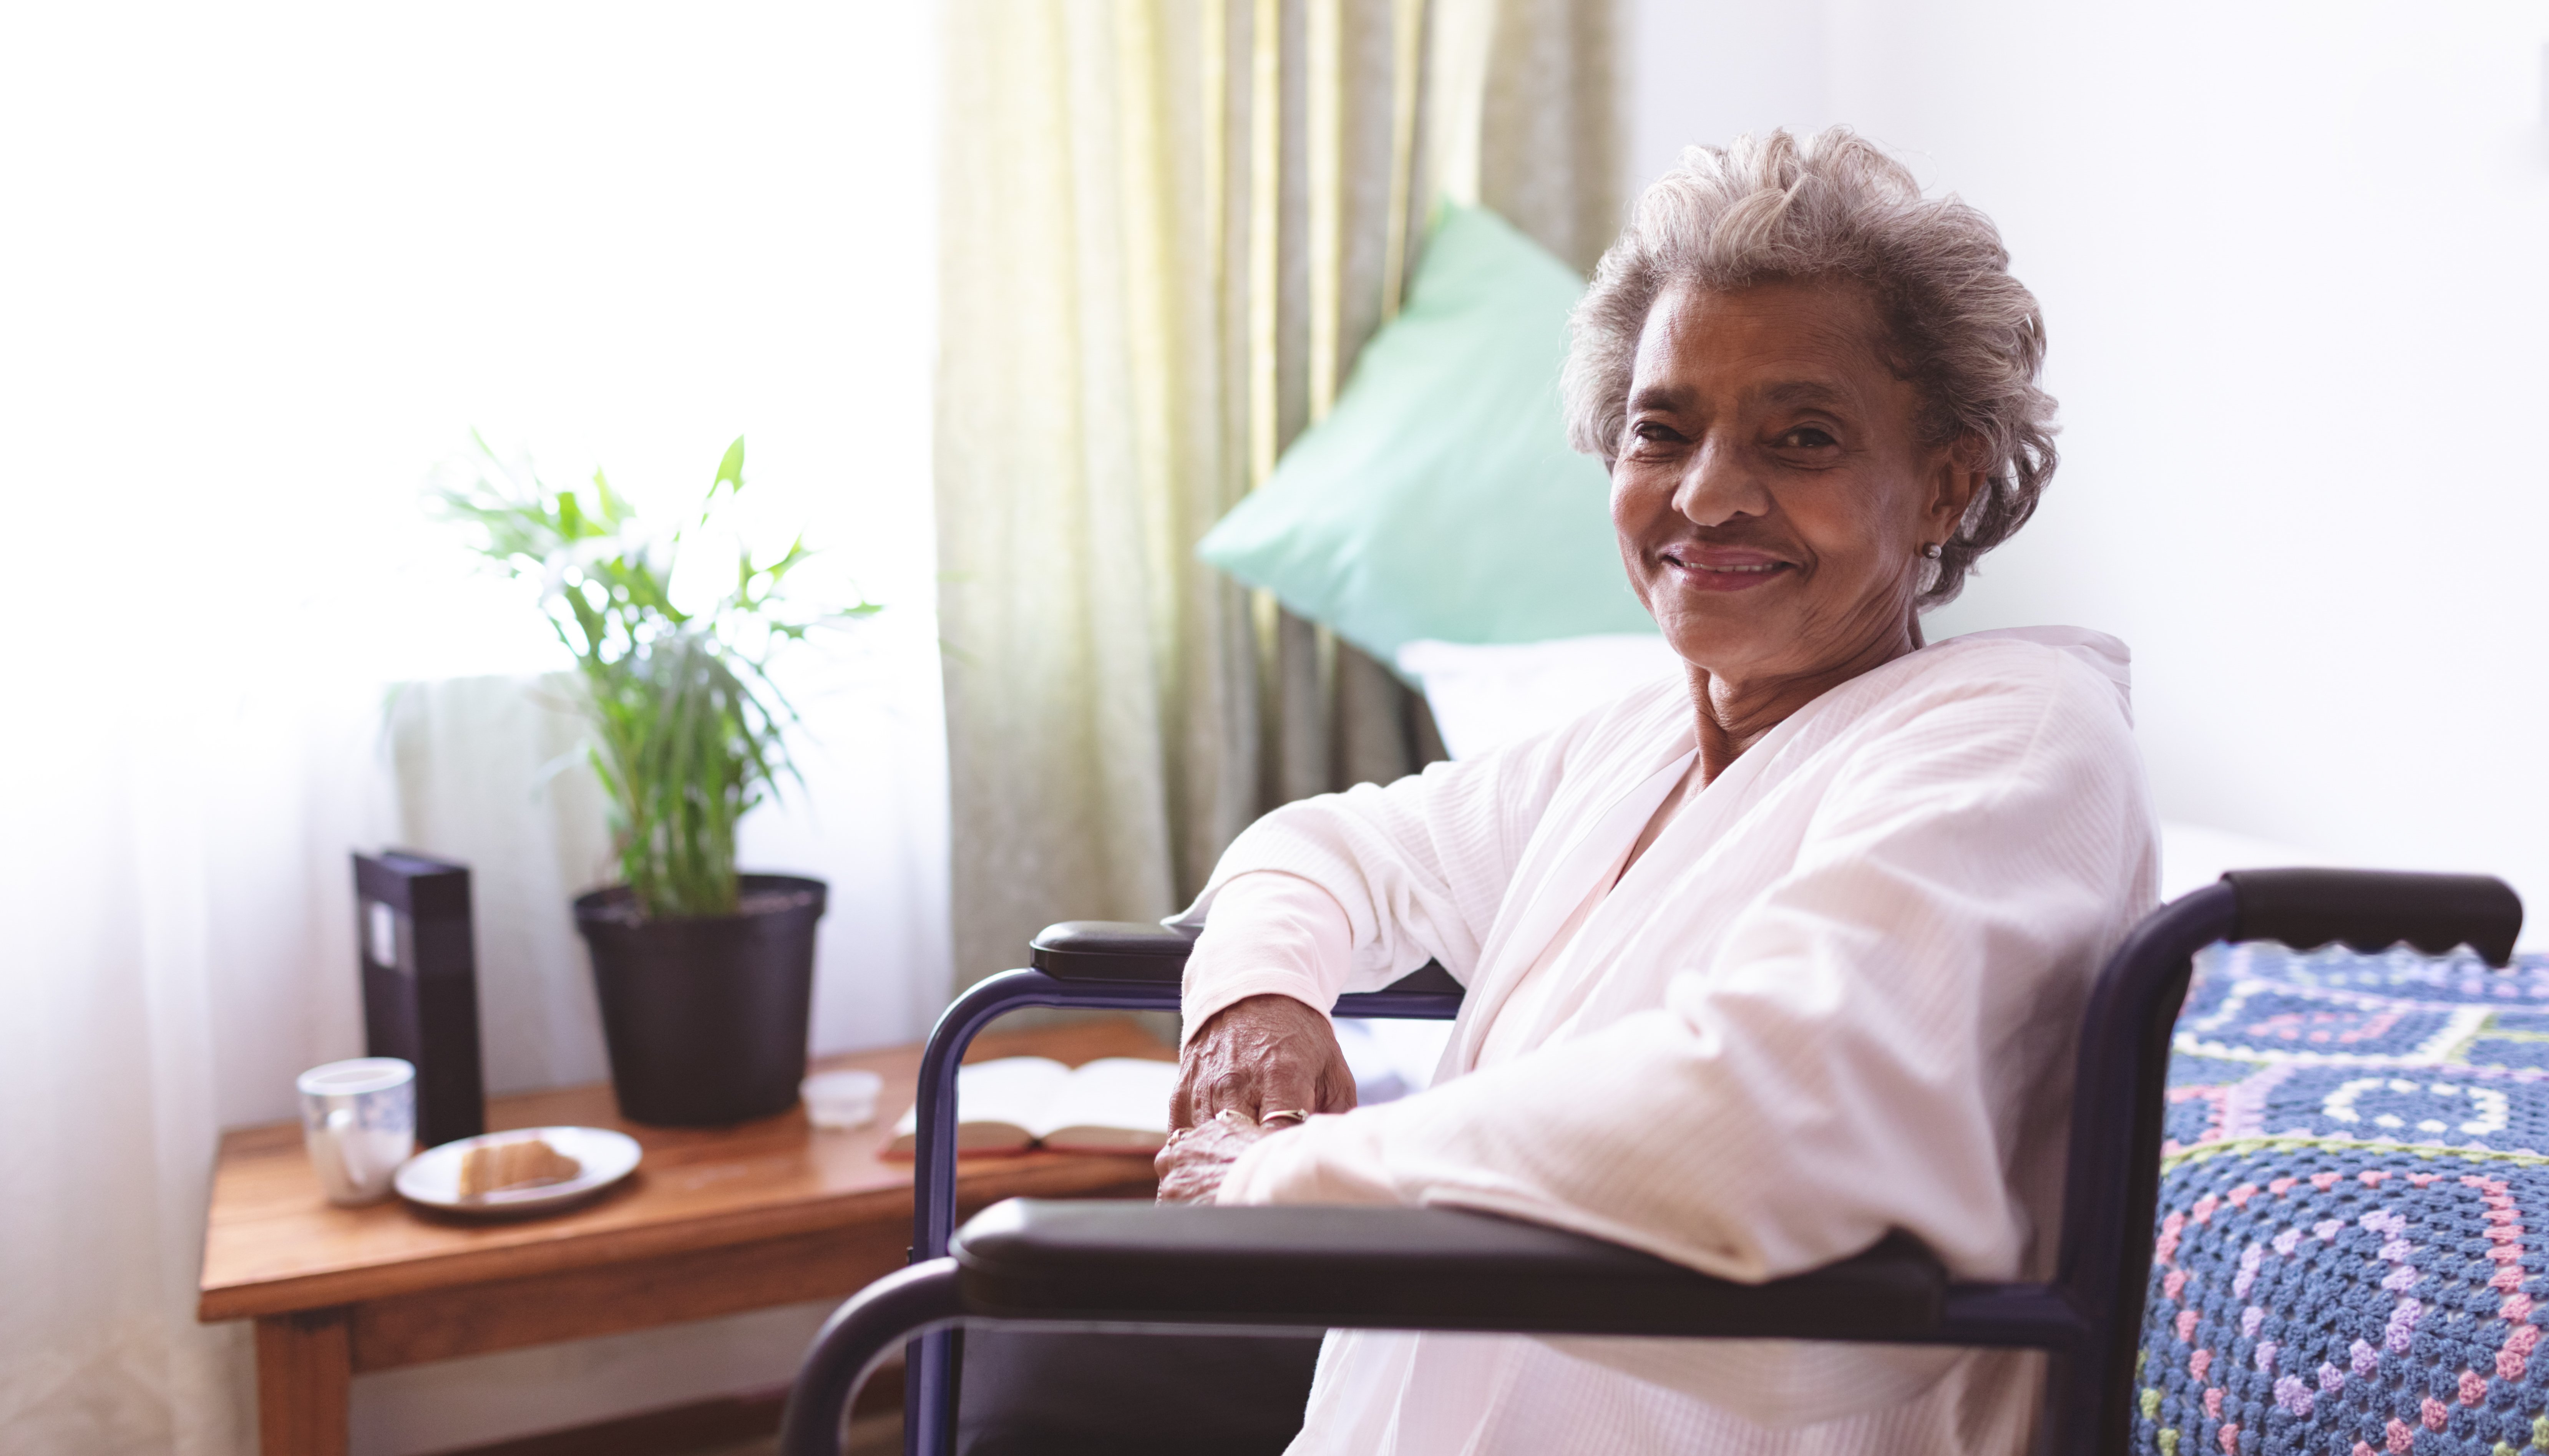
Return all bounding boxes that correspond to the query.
[1396,634,1678,760]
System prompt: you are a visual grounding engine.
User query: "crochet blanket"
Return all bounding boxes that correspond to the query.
[2144,942,2549,1455]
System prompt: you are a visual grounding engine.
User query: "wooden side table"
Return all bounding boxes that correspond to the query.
[199,1019,1172,1456]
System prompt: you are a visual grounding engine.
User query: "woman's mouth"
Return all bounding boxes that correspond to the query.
[1661,547,1795,592]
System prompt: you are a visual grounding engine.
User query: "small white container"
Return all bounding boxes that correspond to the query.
[802,1069,883,1130]
[297,1057,417,1206]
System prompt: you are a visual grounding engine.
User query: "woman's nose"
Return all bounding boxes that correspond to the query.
[1670,439,1771,527]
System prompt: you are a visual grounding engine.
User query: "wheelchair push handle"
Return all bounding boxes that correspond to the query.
[2223,868,2521,967]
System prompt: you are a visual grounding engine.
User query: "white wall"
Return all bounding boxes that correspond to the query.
[1628,0,2549,928]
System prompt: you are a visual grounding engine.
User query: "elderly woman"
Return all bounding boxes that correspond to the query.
[1151,128,2156,1454]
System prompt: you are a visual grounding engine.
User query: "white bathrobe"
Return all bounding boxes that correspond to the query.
[1171,627,2159,1456]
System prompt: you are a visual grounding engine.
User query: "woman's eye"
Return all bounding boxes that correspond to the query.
[1777,426,1837,449]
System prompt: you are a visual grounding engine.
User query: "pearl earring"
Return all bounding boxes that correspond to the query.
[1920,542,1944,560]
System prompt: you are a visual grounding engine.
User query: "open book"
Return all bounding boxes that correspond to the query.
[886,1056,1179,1157]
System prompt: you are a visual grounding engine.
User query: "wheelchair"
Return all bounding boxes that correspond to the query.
[781,869,2522,1456]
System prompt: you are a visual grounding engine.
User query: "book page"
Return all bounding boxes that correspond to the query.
[1032,1057,1178,1153]
[888,1056,1071,1155]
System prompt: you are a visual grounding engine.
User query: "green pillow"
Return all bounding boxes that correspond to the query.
[1197,203,1656,666]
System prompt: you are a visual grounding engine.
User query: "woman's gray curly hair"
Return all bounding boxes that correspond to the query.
[1562,127,2056,607]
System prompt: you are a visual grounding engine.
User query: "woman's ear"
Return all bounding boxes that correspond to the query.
[1928,433,1986,532]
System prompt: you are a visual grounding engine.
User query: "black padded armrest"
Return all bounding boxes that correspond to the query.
[1029,921,1198,983]
[2225,869,2522,967]
[1029,920,1465,999]
[950,1199,1945,1342]
[1371,960,1462,997]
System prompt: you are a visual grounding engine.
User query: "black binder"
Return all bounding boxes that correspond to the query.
[353,850,486,1148]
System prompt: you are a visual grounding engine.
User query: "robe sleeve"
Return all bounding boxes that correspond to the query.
[1216,663,2153,1287]
[1170,710,1589,1036]
[1176,871,1355,1046]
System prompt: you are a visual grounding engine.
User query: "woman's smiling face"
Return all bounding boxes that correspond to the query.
[1611,278,1977,692]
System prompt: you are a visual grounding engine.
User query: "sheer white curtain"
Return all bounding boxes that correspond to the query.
[0,5,943,1452]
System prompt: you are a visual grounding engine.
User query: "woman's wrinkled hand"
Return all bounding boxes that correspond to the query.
[1155,1109,1285,1203]
[1169,993,1357,1130]
[1154,993,1356,1204]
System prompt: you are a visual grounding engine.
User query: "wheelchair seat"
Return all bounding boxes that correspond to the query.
[956,1327,1319,1456]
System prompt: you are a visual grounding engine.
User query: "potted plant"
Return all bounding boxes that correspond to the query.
[439,436,876,1125]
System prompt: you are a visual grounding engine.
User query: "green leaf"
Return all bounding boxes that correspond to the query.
[424,431,872,919]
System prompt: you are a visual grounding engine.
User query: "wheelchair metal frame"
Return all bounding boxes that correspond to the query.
[785,869,2520,1456]
[893,950,1464,1456]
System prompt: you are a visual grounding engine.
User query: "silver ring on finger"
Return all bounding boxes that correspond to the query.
[1260,1109,1310,1125]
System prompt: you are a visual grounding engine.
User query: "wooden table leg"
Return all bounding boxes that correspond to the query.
[254,1309,351,1456]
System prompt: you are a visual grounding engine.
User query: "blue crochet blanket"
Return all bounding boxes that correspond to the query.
[2144,943,2549,1455]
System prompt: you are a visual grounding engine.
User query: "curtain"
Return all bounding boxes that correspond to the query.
[0,670,393,1456]
[0,660,951,1456]
[0,8,949,1450]
[937,0,1621,986]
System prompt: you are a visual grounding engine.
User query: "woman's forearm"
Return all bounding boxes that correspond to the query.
[1178,870,1356,1044]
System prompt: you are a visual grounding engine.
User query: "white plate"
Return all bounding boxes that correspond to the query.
[395,1126,642,1217]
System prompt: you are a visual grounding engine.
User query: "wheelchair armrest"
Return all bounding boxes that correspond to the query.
[1028,921,1467,1003]
[950,1199,1947,1342]
[1368,960,1462,997]
[1029,921,1199,983]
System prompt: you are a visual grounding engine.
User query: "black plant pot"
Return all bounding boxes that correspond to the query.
[573,873,828,1126]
